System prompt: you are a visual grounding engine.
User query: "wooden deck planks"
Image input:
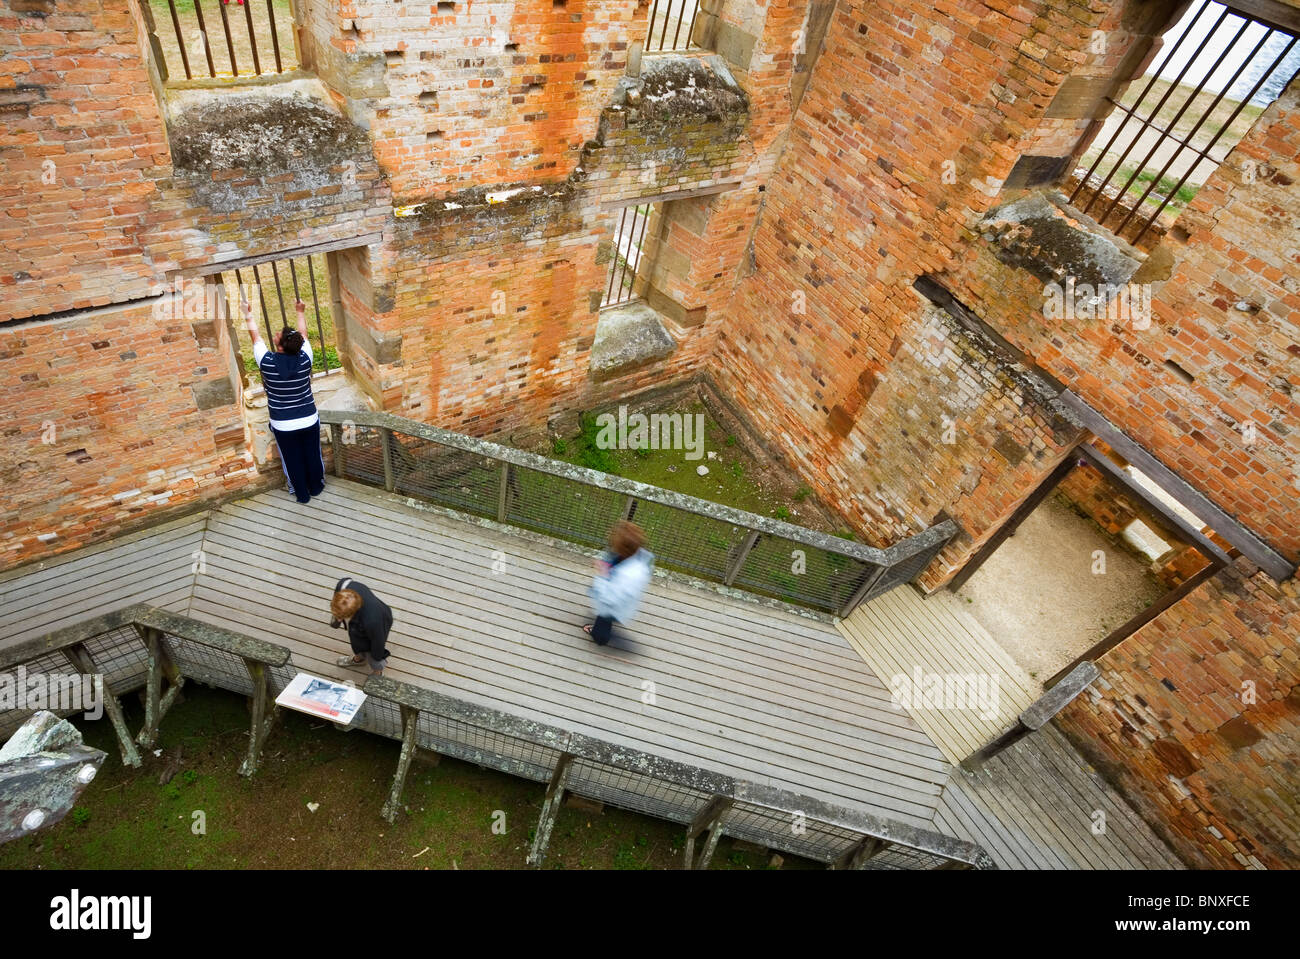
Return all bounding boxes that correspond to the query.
[836,585,1037,764]
[0,479,1184,868]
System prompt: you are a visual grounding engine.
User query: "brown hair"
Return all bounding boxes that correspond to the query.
[279,328,305,355]
[608,520,645,559]
[331,588,363,621]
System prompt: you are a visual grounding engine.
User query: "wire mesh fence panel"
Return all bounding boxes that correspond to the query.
[866,844,955,870]
[0,650,88,738]
[389,434,501,519]
[565,758,716,825]
[506,466,628,548]
[415,710,563,784]
[863,541,948,603]
[724,802,864,864]
[164,636,257,696]
[353,695,404,741]
[627,499,750,581]
[731,533,875,612]
[336,424,387,488]
[83,628,150,696]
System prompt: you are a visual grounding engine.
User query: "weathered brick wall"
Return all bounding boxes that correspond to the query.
[0,300,257,566]
[709,0,1103,560]
[947,75,1300,563]
[1057,563,1300,869]
[0,0,171,320]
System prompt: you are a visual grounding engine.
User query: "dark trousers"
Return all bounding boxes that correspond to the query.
[591,615,615,646]
[271,421,325,504]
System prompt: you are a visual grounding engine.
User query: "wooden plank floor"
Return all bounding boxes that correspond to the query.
[837,586,1038,764]
[934,725,1183,869]
[0,479,1182,867]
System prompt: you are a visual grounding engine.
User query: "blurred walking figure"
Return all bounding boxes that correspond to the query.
[583,521,654,646]
[331,577,393,676]
[244,297,324,505]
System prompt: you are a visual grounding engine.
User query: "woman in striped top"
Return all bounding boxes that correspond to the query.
[244,298,325,505]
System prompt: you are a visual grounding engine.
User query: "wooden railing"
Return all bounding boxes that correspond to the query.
[319,409,961,617]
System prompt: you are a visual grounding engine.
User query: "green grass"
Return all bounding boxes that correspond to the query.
[0,687,812,871]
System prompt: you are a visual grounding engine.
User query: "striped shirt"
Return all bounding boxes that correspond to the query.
[254,341,317,430]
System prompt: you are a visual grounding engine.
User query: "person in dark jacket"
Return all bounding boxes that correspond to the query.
[330,577,393,675]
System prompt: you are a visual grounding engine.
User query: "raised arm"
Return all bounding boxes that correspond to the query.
[295,299,309,342]
[243,298,263,348]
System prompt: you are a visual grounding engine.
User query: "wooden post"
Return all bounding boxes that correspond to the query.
[622,495,638,521]
[238,658,275,777]
[133,625,185,748]
[724,531,759,586]
[526,753,573,868]
[497,461,511,521]
[381,427,395,492]
[683,796,732,869]
[330,422,345,477]
[838,564,888,618]
[381,705,420,823]
[829,836,891,869]
[63,644,141,768]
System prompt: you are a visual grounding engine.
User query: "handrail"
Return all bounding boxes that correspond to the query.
[318,408,960,607]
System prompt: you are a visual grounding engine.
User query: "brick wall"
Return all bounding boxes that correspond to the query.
[1058,563,1300,868]
[0,300,258,566]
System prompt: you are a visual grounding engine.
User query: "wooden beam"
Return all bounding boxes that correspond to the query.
[1223,0,1300,33]
[1058,393,1293,581]
[63,644,141,768]
[831,836,889,870]
[600,179,743,211]
[683,796,733,869]
[526,753,574,868]
[192,233,384,277]
[381,704,420,823]
[238,658,275,777]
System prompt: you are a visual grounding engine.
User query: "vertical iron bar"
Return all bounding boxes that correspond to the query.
[242,0,262,75]
[605,207,627,303]
[217,0,239,76]
[266,0,284,72]
[672,0,686,50]
[1101,14,1250,227]
[685,0,700,50]
[1071,0,1220,209]
[1128,29,1291,242]
[192,0,217,77]
[1086,3,1231,219]
[270,259,289,327]
[646,0,662,49]
[166,0,192,79]
[657,0,672,52]
[251,264,274,341]
[307,254,329,372]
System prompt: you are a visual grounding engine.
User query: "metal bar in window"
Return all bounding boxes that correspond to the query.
[307,255,330,373]
[605,207,627,304]
[269,259,289,326]
[1130,31,1298,243]
[266,0,284,73]
[192,0,218,77]
[672,0,687,49]
[1071,0,1224,211]
[685,0,701,50]
[646,0,663,49]
[250,264,274,341]
[630,205,651,297]
[216,0,239,76]
[242,0,263,76]
[1114,22,1272,234]
[1096,96,1237,169]
[657,0,673,51]
[1097,13,1252,226]
[166,0,192,80]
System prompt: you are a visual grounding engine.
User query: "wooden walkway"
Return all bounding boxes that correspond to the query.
[837,587,1038,764]
[0,479,1182,868]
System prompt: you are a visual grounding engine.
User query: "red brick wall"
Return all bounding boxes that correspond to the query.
[1058,563,1300,868]
[0,300,259,567]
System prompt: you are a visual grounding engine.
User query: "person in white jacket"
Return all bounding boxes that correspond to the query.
[584,520,654,646]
